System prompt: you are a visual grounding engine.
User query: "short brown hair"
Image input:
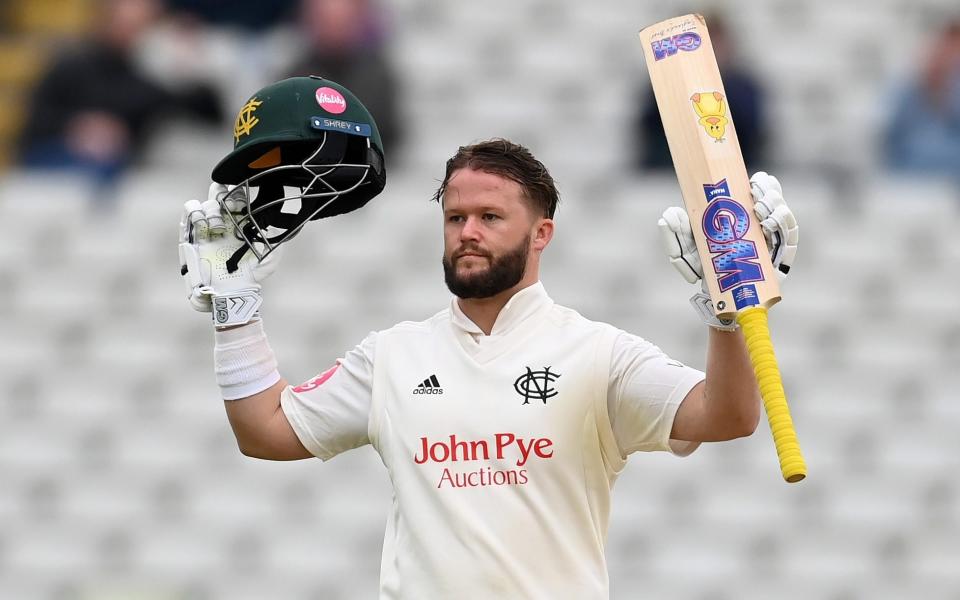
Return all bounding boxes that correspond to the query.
[432,139,559,219]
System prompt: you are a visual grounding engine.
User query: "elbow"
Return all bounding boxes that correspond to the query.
[724,419,758,441]
[236,437,268,459]
[732,395,762,439]
[235,434,304,461]
[237,440,257,458]
[736,409,761,439]
[703,387,762,440]
[715,395,762,441]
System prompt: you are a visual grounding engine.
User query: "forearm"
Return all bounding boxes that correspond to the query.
[223,378,308,459]
[214,321,311,460]
[703,327,762,438]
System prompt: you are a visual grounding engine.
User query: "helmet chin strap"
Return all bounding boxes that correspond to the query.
[225,246,247,274]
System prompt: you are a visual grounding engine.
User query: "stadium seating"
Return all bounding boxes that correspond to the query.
[1,0,958,598]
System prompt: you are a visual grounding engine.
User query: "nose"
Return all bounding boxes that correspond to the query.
[459,215,482,242]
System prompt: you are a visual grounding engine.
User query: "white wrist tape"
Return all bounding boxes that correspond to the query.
[213,318,281,400]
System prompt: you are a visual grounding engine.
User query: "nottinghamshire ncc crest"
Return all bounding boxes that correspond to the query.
[514,367,560,405]
[234,97,262,142]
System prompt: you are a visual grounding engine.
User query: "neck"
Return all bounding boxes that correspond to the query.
[457,280,535,335]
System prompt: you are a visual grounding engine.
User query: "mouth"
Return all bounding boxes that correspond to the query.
[454,250,489,261]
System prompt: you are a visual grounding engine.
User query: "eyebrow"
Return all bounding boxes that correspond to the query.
[443,204,507,214]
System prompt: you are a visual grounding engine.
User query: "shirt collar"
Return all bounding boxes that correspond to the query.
[450,281,553,337]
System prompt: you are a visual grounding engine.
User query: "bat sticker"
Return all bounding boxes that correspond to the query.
[691,92,728,142]
[702,180,765,292]
[733,284,760,309]
[650,32,702,61]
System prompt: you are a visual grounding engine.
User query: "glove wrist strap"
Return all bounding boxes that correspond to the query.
[689,290,739,332]
[212,288,262,328]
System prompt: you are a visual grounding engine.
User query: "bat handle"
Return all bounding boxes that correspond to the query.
[736,306,807,483]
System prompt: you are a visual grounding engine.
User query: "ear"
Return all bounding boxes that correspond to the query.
[532,218,554,252]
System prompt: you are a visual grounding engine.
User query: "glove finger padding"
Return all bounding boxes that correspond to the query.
[749,171,783,222]
[749,171,798,282]
[658,206,702,284]
[205,183,231,234]
[202,198,226,235]
[180,198,212,313]
[180,194,235,315]
[179,241,212,312]
[762,204,798,281]
[182,199,205,239]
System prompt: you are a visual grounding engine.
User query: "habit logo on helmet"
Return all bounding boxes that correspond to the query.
[315,87,347,114]
[233,97,262,142]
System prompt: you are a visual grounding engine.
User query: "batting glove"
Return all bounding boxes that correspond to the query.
[749,171,798,282]
[658,171,798,330]
[178,183,283,328]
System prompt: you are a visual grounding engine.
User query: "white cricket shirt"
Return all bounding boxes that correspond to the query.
[281,282,704,599]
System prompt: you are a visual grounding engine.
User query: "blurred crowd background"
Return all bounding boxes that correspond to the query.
[1,0,959,599]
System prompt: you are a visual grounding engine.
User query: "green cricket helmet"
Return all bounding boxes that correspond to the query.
[212,76,386,271]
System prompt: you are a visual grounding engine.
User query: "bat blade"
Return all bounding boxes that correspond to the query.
[640,13,777,318]
[639,14,806,483]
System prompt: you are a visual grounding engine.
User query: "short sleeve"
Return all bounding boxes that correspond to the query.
[280,332,377,461]
[607,331,705,457]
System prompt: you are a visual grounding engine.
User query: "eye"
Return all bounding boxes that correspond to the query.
[447,214,465,223]
[482,213,500,222]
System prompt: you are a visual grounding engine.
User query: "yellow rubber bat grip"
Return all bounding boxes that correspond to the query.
[736,306,807,483]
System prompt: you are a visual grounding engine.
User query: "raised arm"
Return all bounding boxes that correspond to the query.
[216,324,311,460]
[670,328,760,442]
[659,172,798,442]
[179,184,310,460]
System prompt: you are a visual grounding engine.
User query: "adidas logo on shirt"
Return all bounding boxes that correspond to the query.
[413,374,443,395]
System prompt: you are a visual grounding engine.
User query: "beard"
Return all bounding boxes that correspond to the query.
[443,234,530,299]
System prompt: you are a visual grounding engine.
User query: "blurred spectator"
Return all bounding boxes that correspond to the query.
[16,0,223,183]
[631,14,766,172]
[884,20,960,179]
[285,0,403,155]
[164,0,296,31]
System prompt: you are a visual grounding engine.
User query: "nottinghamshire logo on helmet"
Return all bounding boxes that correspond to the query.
[233,97,262,142]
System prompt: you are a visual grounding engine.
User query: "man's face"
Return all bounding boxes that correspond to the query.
[441,168,541,299]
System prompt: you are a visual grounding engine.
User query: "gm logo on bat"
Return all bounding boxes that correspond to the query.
[651,32,701,61]
[701,179,763,307]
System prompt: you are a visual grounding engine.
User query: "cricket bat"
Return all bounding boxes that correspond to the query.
[639,14,806,483]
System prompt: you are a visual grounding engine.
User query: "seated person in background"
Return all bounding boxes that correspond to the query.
[163,0,296,31]
[285,0,403,155]
[884,20,960,180]
[17,0,223,182]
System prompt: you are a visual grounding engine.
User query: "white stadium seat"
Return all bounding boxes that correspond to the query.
[1,1,958,597]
